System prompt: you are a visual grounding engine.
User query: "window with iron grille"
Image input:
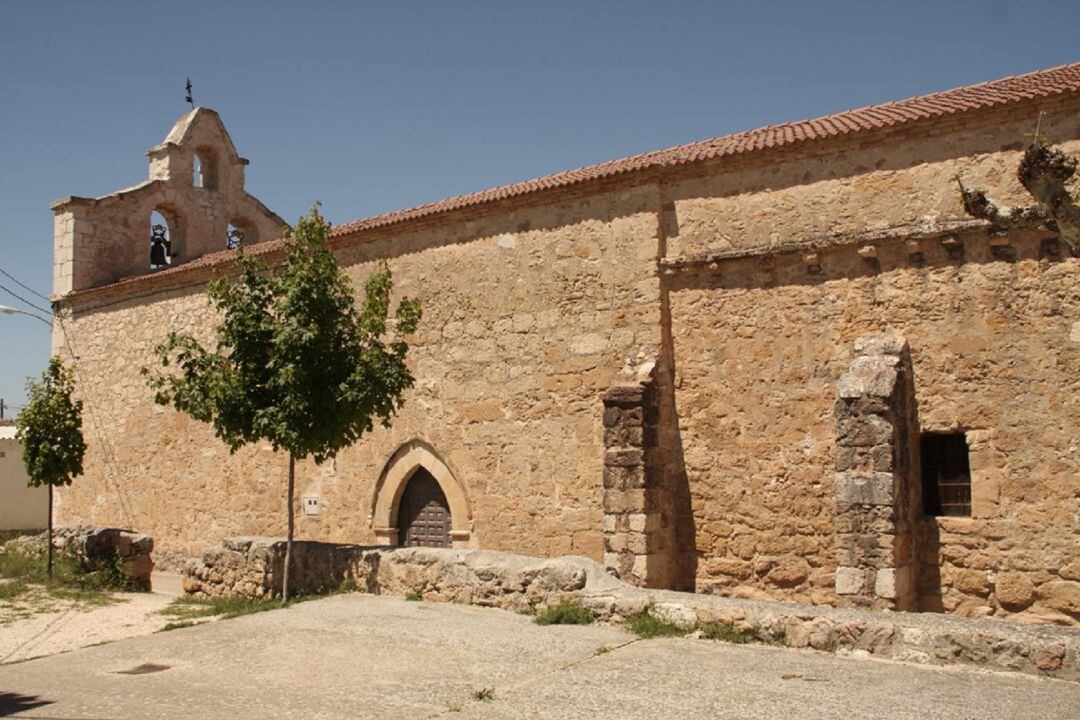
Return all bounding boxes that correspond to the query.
[920,433,972,517]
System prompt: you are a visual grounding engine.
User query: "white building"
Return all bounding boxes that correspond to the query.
[0,425,47,531]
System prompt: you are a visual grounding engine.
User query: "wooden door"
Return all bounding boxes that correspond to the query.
[397,468,451,548]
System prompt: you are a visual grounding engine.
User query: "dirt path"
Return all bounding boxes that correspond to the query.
[0,572,183,665]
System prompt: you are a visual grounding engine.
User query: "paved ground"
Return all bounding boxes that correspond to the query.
[0,594,1077,719]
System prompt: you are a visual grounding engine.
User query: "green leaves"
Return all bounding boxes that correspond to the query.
[144,204,421,464]
[16,357,86,489]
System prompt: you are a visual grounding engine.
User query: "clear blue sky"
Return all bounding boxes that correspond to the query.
[1,0,1077,411]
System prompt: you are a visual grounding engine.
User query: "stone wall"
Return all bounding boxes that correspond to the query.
[668,227,1078,620]
[55,183,664,569]
[663,94,1079,259]
[4,526,154,590]
[182,537,591,609]
[663,97,1080,618]
[183,538,1080,682]
[53,86,1080,626]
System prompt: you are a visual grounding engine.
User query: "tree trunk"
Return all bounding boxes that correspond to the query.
[47,484,54,579]
[282,453,295,603]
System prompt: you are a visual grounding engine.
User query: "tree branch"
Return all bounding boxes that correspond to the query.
[956,138,1079,254]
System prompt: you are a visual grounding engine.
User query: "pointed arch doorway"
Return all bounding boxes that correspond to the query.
[397,468,451,548]
[372,439,472,548]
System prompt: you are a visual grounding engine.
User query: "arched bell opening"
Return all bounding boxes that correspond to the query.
[226,217,258,250]
[149,207,182,270]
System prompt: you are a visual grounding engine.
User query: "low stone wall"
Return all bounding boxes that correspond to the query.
[182,537,590,609]
[4,526,154,590]
[184,538,1080,682]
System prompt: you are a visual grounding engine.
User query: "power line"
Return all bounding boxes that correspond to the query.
[0,266,51,303]
[0,281,51,315]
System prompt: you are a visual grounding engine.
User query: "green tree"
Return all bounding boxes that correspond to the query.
[16,357,87,577]
[145,205,420,601]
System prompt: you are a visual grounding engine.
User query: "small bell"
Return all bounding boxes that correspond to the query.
[227,227,243,250]
[150,224,169,268]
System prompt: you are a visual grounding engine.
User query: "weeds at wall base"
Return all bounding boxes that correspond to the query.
[534,598,594,625]
[159,595,291,621]
[698,621,785,646]
[621,605,790,648]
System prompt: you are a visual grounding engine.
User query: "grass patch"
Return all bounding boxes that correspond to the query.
[0,580,28,601]
[0,548,134,611]
[160,595,289,621]
[160,620,198,632]
[534,599,594,626]
[0,548,140,592]
[0,550,42,580]
[46,585,117,607]
[471,688,495,702]
[623,607,690,639]
[337,578,359,594]
[404,590,422,602]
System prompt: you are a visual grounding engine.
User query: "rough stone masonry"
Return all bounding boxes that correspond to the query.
[49,64,1080,627]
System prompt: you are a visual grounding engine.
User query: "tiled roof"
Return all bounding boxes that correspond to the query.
[62,62,1080,299]
[331,61,1080,237]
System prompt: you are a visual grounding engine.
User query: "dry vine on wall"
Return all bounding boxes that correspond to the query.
[956,115,1080,254]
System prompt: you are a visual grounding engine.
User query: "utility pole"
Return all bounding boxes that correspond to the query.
[1,398,5,419]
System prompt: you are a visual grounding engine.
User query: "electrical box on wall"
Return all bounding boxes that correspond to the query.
[303,496,320,516]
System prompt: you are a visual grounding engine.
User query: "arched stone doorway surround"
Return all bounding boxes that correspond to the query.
[371,439,472,548]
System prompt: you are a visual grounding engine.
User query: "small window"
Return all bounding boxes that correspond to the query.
[920,433,971,517]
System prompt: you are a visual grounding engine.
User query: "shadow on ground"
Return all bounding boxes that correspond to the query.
[0,692,53,717]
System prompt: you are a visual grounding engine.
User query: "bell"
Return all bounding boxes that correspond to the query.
[150,240,167,268]
[150,224,170,268]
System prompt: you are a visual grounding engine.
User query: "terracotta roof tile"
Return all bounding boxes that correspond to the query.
[64,62,1080,300]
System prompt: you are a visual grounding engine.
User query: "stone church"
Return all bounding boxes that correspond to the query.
[51,64,1080,625]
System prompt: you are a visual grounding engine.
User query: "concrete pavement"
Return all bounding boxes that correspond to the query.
[0,593,1076,719]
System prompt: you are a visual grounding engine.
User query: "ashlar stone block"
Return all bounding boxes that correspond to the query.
[874,566,911,600]
[835,566,866,595]
[835,471,895,506]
